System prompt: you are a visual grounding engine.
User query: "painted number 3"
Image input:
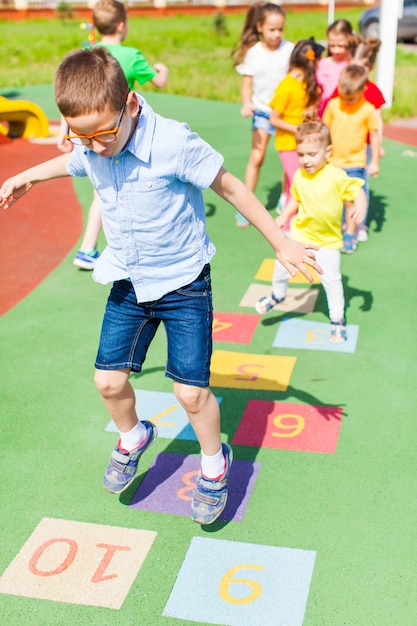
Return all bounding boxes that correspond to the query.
[219,564,264,605]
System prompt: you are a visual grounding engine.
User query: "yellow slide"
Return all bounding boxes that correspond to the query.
[0,95,50,139]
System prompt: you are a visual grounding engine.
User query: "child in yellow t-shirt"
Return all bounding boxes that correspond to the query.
[269,37,324,230]
[323,64,379,252]
[255,119,366,343]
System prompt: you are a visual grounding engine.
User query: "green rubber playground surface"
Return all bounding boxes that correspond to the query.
[0,86,416,625]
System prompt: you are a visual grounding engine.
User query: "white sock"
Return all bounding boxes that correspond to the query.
[119,421,147,452]
[201,446,225,479]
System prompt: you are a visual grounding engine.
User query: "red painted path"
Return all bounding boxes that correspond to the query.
[0,138,82,315]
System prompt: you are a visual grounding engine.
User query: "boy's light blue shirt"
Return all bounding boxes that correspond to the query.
[67,95,224,303]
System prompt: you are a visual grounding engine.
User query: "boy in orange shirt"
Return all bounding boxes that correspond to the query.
[323,64,379,252]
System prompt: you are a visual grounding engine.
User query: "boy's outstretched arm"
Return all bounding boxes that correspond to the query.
[210,167,322,282]
[0,154,70,210]
[150,62,169,88]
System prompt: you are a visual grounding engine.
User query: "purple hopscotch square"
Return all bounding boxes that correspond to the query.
[129,453,261,522]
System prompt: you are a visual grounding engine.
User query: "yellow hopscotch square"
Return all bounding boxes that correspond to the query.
[210,349,296,391]
[0,517,157,609]
[255,258,321,284]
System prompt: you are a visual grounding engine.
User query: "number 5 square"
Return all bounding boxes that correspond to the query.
[163,537,316,625]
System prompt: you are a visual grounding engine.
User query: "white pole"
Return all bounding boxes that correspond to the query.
[328,0,335,25]
[376,0,403,109]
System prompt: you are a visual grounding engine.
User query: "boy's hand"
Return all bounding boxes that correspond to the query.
[0,174,33,210]
[368,162,379,177]
[241,103,254,118]
[347,203,366,225]
[276,237,322,283]
[275,214,286,229]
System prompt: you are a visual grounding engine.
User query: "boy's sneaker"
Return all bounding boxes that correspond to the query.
[103,420,158,494]
[330,320,347,343]
[342,233,357,254]
[191,442,233,525]
[73,248,100,270]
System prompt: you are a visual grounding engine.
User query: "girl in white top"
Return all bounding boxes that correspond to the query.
[232,2,293,226]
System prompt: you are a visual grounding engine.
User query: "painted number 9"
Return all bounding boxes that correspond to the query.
[272,413,305,438]
[219,564,264,605]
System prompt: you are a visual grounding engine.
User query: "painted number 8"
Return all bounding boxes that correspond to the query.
[272,413,305,438]
[219,564,264,605]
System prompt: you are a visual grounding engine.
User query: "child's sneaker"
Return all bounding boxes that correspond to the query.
[342,233,357,254]
[191,442,233,525]
[103,420,158,494]
[255,294,285,314]
[357,225,368,243]
[236,213,250,228]
[73,248,100,270]
[276,193,287,215]
[330,320,347,343]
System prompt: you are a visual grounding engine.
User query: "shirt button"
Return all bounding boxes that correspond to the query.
[124,233,129,238]
[146,181,153,188]
[115,159,120,165]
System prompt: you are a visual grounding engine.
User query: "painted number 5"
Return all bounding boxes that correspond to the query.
[219,564,264,605]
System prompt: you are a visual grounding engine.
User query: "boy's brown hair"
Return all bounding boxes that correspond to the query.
[295,119,331,148]
[92,0,127,35]
[55,47,128,117]
[338,65,368,96]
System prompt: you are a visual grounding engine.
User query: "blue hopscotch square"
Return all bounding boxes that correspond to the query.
[273,318,359,353]
[105,390,222,440]
[163,537,316,626]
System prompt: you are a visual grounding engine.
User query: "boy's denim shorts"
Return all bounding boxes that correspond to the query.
[252,110,275,136]
[95,264,213,387]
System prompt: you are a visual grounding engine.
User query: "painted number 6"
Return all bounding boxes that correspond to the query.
[219,564,264,605]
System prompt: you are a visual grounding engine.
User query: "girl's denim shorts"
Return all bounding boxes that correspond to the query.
[95,264,213,387]
[252,110,275,136]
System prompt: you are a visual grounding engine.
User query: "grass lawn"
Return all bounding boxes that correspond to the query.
[0,8,415,120]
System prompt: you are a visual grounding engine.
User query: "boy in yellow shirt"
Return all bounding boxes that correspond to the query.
[255,120,366,342]
[323,64,379,252]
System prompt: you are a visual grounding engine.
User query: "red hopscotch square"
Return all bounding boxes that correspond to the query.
[212,312,259,344]
[232,399,343,454]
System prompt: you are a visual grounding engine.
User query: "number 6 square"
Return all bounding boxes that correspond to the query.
[163,537,316,625]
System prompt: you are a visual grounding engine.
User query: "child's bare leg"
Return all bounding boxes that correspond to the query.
[79,189,102,252]
[95,368,156,494]
[173,382,221,455]
[244,129,270,192]
[174,381,232,525]
[94,368,138,432]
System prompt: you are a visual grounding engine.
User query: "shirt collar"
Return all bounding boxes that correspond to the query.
[125,94,155,164]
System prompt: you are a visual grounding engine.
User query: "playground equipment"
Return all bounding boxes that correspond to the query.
[80,22,96,47]
[0,96,50,140]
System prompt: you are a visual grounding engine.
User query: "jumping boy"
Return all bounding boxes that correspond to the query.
[0,48,321,524]
[256,119,366,342]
